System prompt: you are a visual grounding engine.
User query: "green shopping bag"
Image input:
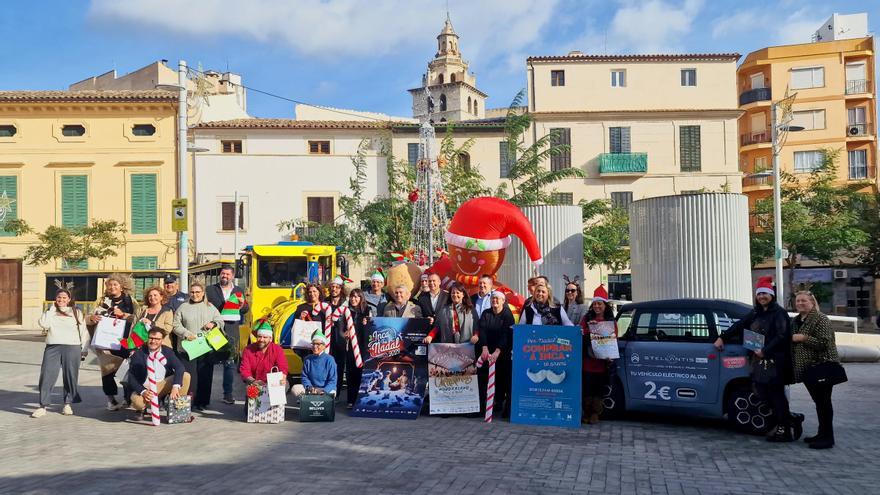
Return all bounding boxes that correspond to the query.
[206,327,229,351]
[181,333,213,359]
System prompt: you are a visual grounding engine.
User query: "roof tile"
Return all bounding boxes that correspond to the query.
[0,90,177,102]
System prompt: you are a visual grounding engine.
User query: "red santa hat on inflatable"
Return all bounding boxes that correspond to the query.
[755,276,775,296]
[444,197,543,266]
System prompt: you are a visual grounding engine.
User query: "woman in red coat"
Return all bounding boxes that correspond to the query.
[580,285,617,425]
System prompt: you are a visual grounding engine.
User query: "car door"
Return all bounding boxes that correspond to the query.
[623,308,721,412]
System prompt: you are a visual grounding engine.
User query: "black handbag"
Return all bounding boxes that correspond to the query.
[299,394,335,422]
[804,361,847,387]
[752,358,778,384]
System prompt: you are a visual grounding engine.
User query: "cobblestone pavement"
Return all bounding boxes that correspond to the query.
[1,334,878,495]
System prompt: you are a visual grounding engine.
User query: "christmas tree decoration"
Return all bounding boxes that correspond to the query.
[411,86,449,266]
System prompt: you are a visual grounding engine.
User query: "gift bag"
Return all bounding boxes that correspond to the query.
[205,327,229,351]
[92,317,126,350]
[291,320,322,349]
[165,395,193,424]
[247,387,285,424]
[266,367,287,407]
[298,394,335,422]
[181,333,213,359]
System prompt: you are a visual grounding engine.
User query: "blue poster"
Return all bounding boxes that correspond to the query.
[510,324,582,428]
[350,317,430,420]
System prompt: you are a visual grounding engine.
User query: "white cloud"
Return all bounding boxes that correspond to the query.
[774,8,825,45]
[711,10,759,40]
[607,0,704,53]
[88,0,558,68]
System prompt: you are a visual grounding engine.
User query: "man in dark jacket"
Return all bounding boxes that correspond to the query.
[127,328,190,414]
[162,274,188,312]
[417,272,448,324]
[476,291,515,418]
[715,276,798,442]
[206,264,249,404]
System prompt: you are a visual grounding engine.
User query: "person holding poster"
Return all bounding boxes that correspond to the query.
[426,282,478,345]
[476,291,515,418]
[580,285,618,425]
[173,280,224,412]
[87,273,138,411]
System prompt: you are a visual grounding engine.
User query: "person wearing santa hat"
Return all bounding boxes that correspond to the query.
[580,285,616,425]
[715,276,801,442]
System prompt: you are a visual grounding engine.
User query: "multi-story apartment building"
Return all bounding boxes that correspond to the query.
[738,14,877,318]
[0,90,178,325]
[738,31,876,214]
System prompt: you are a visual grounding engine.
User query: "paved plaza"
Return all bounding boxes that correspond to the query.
[1,332,879,495]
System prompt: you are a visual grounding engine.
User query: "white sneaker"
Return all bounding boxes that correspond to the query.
[31,407,47,418]
[62,404,73,416]
[106,398,121,411]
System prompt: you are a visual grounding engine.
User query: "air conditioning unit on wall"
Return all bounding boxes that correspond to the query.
[833,269,848,279]
[848,126,862,136]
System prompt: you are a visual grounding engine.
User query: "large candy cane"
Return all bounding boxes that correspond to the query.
[323,305,363,368]
[475,355,495,423]
[146,351,166,426]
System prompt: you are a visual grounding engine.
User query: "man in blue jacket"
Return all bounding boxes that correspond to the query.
[293,329,338,398]
[126,328,190,415]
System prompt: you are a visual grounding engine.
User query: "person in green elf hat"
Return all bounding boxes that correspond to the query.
[240,319,288,388]
[292,329,337,398]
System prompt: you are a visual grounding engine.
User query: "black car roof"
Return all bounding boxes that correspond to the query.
[618,298,752,318]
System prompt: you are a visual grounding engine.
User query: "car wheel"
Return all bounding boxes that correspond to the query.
[725,385,773,435]
[600,378,625,420]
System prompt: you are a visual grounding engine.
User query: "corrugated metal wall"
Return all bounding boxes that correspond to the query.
[630,193,752,304]
[497,205,584,296]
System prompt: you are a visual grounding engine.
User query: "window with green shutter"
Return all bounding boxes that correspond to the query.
[680,126,701,172]
[0,176,18,236]
[132,256,158,270]
[61,175,88,228]
[130,174,157,234]
[62,259,88,270]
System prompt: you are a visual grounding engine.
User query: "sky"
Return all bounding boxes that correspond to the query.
[1,1,876,119]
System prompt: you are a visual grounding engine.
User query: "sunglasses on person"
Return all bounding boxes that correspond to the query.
[565,289,578,293]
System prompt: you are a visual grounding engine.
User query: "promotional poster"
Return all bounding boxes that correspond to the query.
[350,317,430,420]
[428,343,480,415]
[511,324,582,428]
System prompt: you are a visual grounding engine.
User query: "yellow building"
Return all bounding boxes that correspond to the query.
[0,90,179,326]
[738,36,877,219]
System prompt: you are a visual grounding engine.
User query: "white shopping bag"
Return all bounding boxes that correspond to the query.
[589,320,620,360]
[291,320,322,349]
[266,367,287,406]
[91,317,126,350]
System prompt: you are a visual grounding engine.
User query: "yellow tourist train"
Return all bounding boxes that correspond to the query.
[190,242,347,376]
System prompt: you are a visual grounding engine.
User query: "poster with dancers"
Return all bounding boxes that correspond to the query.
[428,343,479,415]
[350,317,430,420]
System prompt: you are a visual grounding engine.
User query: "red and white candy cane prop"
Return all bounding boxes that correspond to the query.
[475,355,496,423]
[147,350,166,426]
[323,305,363,368]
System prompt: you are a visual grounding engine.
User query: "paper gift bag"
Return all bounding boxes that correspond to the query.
[165,395,193,424]
[589,321,619,360]
[291,320,322,349]
[247,387,285,424]
[91,317,126,350]
[205,327,229,351]
[266,367,287,406]
[181,333,213,360]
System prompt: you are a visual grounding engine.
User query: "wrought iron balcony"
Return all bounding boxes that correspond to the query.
[739,87,771,106]
[599,152,647,175]
[846,123,871,137]
[741,131,771,146]
[845,79,870,95]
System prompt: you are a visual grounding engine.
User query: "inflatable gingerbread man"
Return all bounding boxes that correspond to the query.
[426,197,543,311]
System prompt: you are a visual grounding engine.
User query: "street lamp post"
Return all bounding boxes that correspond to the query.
[157,60,190,291]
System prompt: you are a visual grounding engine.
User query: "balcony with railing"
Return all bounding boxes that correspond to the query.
[739,87,772,106]
[845,79,871,96]
[846,123,873,138]
[741,131,771,147]
[598,152,647,176]
[743,172,773,192]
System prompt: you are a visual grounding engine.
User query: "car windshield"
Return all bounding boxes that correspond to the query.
[257,257,308,288]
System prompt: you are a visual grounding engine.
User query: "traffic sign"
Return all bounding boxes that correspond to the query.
[172,198,188,232]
